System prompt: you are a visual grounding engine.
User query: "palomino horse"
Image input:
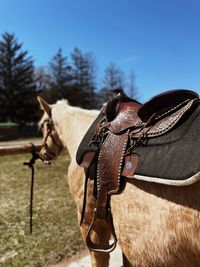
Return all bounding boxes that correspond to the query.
[37,97,113,267]
[38,96,200,267]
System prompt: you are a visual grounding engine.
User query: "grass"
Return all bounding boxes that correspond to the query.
[0,122,18,126]
[0,150,85,267]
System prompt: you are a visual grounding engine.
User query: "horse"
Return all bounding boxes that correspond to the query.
[37,97,114,267]
[38,96,200,267]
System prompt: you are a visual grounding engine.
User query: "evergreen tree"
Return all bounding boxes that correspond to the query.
[99,63,125,103]
[0,32,38,124]
[45,48,72,103]
[35,66,48,92]
[70,47,97,109]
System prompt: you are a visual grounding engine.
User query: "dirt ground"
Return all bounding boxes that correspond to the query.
[48,246,123,267]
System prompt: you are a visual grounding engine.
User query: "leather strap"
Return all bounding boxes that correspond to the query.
[80,151,96,169]
[80,151,97,226]
[86,132,130,252]
[122,153,139,177]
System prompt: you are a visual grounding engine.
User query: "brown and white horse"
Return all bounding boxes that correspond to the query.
[38,97,200,267]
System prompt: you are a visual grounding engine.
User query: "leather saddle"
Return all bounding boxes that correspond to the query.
[76,89,199,253]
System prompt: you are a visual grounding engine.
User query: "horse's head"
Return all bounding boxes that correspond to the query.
[38,96,63,164]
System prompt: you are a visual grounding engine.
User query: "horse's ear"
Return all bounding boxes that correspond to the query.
[37,96,51,116]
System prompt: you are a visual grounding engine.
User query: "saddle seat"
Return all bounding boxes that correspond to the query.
[96,90,199,196]
[138,89,199,122]
[108,89,199,135]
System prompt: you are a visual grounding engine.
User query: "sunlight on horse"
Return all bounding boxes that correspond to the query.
[38,96,200,267]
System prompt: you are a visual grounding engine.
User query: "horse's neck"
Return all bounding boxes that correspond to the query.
[52,103,98,159]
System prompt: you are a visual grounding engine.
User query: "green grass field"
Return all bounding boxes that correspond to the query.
[0,150,84,267]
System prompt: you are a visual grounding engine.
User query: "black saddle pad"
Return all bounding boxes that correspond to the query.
[133,102,200,180]
[76,112,104,165]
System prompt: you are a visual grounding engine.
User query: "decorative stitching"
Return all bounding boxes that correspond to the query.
[147,99,194,137]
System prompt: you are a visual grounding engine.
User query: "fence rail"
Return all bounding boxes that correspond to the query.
[0,144,42,156]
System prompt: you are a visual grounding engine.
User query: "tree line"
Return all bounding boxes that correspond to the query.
[0,32,137,125]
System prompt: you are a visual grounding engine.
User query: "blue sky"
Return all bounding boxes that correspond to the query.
[0,0,200,101]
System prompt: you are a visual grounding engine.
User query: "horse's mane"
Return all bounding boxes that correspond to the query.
[39,99,99,130]
[54,99,99,117]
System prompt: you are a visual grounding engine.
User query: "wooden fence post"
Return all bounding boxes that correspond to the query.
[0,144,42,156]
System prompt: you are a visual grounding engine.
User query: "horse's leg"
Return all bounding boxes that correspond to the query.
[68,163,110,267]
[123,253,133,267]
[80,220,110,267]
[90,251,110,267]
[79,191,111,267]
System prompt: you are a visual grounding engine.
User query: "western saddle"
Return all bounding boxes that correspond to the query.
[76,89,199,253]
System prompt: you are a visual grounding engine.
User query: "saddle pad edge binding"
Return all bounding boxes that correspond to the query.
[127,171,200,186]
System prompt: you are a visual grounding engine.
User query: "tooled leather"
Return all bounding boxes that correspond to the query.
[138,89,199,122]
[143,99,195,137]
[130,99,195,138]
[108,101,141,133]
[109,109,142,134]
[97,132,129,195]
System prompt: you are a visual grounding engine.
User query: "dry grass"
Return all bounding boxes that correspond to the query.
[0,150,84,267]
